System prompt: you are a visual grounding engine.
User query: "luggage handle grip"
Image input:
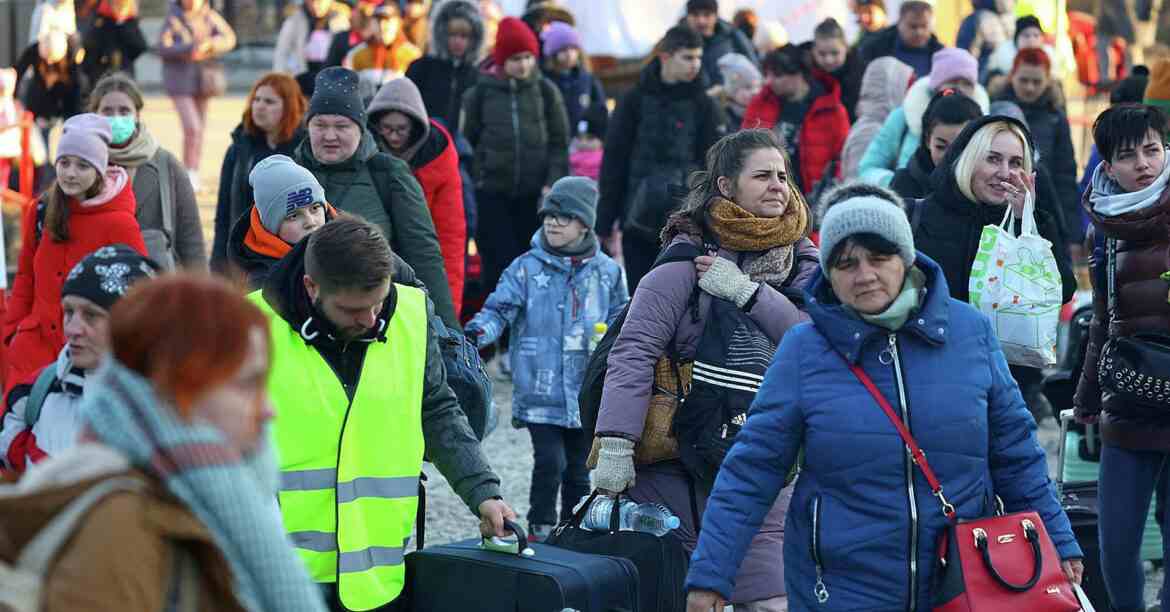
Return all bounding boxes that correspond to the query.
[482,519,531,556]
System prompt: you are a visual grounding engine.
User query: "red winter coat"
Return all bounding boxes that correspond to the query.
[742,73,851,193]
[3,167,146,393]
[412,120,466,315]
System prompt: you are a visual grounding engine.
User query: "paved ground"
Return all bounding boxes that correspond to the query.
[138,93,1164,606]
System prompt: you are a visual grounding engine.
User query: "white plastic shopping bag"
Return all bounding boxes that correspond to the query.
[968,194,1062,367]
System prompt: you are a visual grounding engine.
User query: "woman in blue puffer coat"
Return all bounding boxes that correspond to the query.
[684,183,1084,611]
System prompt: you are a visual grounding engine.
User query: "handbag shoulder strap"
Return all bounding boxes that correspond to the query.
[152,151,175,238]
[1106,237,1117,324]
[839,353,957,521]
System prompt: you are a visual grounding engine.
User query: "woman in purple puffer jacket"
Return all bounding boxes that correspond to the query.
[592,128,818,611]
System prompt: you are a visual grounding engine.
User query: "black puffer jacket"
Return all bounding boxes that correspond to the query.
[993,86,1082,243]
[459,62,569,197]
[404,0,483,128]
[890,145,935,201]
[596,59,727,238]
[913,115,1076,306]
[1075,175,1170,451]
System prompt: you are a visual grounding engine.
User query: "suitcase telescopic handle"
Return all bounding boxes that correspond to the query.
[481,519,531,556]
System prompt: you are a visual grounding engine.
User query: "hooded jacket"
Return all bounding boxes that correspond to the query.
[596,58,726,237]
[292,128,459,328]
[4,167,148,391]
[0,346,87,472]
[993,84,1081,241]
[0,445,248,611]
[842,57,915,179]
[1074,165,1170,450]
[741,72,851,192]
[859,77,991,187]
[460,61,570,198]
[912,115,1076,307]
[469,230,627,427]
[227,203,338,289]
[890,144,936,200]
[368,79,467,314]
[212,124,307,271]
[685,254,1081,608]
[695,19,760,88]
[156,1,236,98]
[405,0,484,129]
[258,239,501,512]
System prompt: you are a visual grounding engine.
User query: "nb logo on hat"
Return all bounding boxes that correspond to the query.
[286,187,315,213]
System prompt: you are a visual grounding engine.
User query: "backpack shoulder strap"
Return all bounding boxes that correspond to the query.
[149,151,175,238]
[33,201,47,244]
[23,365,57,429]
[366,152,399,222]
[908,197,926,233]
[15,477,146,575]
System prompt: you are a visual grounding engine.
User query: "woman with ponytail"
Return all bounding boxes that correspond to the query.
[3,113,146,395]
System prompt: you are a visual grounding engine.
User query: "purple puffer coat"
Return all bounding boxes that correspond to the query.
[595,233,819,603]
[157,2,236,98]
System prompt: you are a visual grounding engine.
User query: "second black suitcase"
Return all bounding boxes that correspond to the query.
[405,520,639,612]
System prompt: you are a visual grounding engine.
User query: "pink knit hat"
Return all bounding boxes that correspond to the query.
[928,48,978,90]
[57,113,112,174]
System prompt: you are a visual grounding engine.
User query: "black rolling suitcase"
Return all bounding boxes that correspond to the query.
[404,520,639,612]
[1058,409,1110,611]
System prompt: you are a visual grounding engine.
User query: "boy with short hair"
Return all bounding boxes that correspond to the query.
[228,154,334,288]
[596,25,726,291]
[465,176,628,540]
[461,16,570,295]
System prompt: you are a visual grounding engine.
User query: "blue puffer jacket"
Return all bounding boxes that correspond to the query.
[468,231,628,427]
[685,254,1081,610]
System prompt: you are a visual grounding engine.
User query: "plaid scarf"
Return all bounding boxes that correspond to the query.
[79,359,327,612]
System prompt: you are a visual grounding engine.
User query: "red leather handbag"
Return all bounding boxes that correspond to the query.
[845,360,1082,612]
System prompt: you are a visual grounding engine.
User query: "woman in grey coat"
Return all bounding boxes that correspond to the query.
[592,129,818,610]
[89,73,207,270]
[157,0,235,193]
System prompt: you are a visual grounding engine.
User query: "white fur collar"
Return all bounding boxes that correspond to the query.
[903,78,991,138]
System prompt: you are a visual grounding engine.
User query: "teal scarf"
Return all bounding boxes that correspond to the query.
[856,267,926,331]
[79,360,327,612]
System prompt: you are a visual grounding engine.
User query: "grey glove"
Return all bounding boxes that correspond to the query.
[698,257,759,308]
[592,437,636,493]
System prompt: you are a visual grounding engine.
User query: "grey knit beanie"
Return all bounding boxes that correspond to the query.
[249,155,326,234]
[817,182,915,274]
[539,176,598,229]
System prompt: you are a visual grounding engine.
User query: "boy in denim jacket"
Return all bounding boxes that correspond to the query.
[465,176,628,539]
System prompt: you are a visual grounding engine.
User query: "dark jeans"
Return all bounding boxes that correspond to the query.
[526,423,591,527]
[621,233,659,294]
[1098,443,1170,612]
[475,190,541,296]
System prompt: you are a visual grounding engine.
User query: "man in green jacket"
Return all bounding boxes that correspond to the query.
[294,66,459,328]
[253,217,514,611]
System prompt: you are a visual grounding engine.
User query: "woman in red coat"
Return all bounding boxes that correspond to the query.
[367,77,467,314]
[3,113,146,394]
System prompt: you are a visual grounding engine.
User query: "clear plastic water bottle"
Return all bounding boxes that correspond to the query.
[579,496,680,536]
[589,322,608,354]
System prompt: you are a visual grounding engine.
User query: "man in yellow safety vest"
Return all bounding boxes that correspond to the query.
[250,217,515,612]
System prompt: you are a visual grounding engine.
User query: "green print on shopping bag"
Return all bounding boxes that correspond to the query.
[968,197,1062,368]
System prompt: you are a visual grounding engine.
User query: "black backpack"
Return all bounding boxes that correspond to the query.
[579,241,705,437]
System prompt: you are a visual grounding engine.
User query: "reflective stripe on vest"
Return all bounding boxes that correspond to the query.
[250,286,427,611]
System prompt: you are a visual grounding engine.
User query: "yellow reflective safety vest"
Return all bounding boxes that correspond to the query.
[249,285,427,611]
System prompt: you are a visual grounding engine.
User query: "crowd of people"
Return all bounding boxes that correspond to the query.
[1,0,1170,610]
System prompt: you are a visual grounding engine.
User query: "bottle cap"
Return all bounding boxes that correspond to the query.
[593,322,608,333]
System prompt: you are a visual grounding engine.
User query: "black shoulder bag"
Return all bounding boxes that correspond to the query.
[1097,237,1170,416]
